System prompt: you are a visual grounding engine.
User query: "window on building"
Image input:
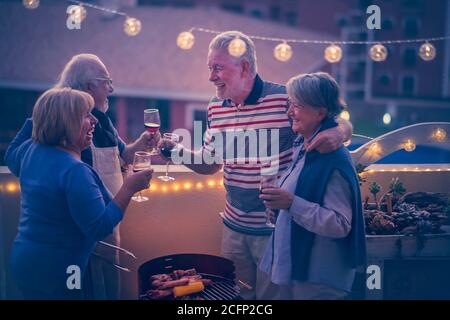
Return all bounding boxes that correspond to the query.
[221,4,244,14]
[194,109,208,136]
[286,12,297,26]
[336,15,348,27]
[403,18,419,37]
[250,9,263,19]
[382,18,394,30]
[138,0,166,6]
[270,6,281,21]
[401,75,416,96]
[402,48,416,67]
[378,74,391,86]
[402,0,422,7]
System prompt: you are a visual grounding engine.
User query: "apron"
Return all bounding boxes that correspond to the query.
[88,144,123,300]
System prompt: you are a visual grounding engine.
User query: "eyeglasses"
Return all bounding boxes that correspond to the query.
[93,77,113,86]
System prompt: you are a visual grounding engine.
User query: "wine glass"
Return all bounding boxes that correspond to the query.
[260,162,279,228]
[158,133,180,182]
[131,151,152,202]
[144,109,160,155]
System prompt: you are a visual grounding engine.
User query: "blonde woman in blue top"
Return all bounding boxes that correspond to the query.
[7,88,153,299]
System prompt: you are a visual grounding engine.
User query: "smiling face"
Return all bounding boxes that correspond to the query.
[207,49,248,103]
[74,110,97,151]
[287,98,326,138]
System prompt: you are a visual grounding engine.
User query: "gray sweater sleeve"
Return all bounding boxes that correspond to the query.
[288,170,353,238]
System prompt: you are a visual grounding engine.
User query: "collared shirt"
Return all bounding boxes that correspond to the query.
[203,75,296,235]
[259,135,355,292]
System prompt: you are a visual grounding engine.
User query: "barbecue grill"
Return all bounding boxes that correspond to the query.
[138,253,241,300]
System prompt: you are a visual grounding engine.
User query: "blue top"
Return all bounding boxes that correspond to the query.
[6,140,123,296]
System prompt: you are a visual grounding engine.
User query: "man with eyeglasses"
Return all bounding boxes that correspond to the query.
[5,53,160,300]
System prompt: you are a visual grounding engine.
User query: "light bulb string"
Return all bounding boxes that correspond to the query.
[60,2,450,45]
[68,0,127,17]
[192,27,450,45]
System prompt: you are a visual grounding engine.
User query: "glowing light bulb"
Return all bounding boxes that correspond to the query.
[369,44,388,62]
[68,5,87,23]
[177,31,195,50]
[6,183,19,193]
[228,37,246,57]
[403,139,416,152]
[383,113,391,125]
[419,42,436,61]
[172,184,180,191]
[324,44,342,63]
[196,182,203,189]
[23,0,39,9]
[161,185,168,192]
[432,128,446,142]
[368,142,381,154]
[207,180,216,187]
[124,17,141,36]
[274,42,293,62]
[183,182,192,190]
[340,110,350,121]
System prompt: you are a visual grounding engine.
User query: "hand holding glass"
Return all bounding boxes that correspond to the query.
[260,173,279,228]
[144,109,160,155]
[131,151,152,202]
[158,133,180,182]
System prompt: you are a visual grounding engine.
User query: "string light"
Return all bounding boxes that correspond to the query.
[23,0,39,9]
[419,42,436,61]
[177,31,195,50]
[432,128,446,142]
[69,5,87,23]
[383,113,391,125]
[23,2,450,63]
[124,17,141,36]
[368,142,381,155]
[6,183,19,193]
[228,36,247,57]
[370,44,388,62]
[403,139,416,152]
[274,42,293,62]
[340,110,350,121]
[207,180,216,187]
[324,44,342,63]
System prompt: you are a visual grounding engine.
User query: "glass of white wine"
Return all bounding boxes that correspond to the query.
[131,151,152,202]
[260,161,279,228]
[144,109,160,155]
[158,133,180,182]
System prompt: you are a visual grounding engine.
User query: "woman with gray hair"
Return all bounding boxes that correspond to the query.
[7,88,153,299]
[259,72,366,299]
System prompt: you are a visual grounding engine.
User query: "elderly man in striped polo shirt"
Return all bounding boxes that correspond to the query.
[160,31,352,299]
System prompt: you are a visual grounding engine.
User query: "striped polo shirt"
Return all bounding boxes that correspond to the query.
[203,75,296,235]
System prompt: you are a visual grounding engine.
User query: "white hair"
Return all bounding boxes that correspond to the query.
[209,31,257,76]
